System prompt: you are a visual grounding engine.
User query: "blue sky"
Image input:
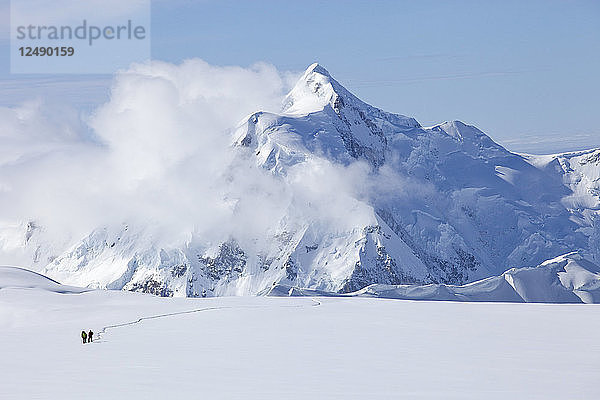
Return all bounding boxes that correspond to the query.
[1,0,599,153]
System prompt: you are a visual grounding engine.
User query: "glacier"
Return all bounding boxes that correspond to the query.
[3,62,600,300]
[2,265,599,399]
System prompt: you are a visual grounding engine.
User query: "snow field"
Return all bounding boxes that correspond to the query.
[1,282,599,399]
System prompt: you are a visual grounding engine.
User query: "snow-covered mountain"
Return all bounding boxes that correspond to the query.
[3,63,600,299]
[269,252,600,303]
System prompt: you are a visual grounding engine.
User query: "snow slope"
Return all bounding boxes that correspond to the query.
[4,63,600,298]
[269,252,600,303]
[358,252,600,303]
[1,270,599,399]
[0,265,86,293]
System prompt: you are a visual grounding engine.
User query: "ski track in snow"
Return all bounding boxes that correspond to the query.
[95,298,322,343]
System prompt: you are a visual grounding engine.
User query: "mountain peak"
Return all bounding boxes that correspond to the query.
[431,120,486,141]
[282,63,419,132]
[282,62,357,115]
[304,62,331,77]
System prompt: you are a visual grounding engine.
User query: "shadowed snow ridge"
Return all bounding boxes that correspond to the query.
[0,266,87,293]
[269,252,600,303]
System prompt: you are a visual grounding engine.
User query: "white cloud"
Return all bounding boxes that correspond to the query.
[0,59,404,262]
[0,59,299,248]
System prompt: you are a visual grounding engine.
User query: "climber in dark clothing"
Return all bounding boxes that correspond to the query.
[81,330,87,344]
[88,330,94,343]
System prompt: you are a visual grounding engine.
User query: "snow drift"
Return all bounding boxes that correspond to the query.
[0,265,86,293]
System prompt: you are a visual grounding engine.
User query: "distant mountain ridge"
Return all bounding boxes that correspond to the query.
[3,63,600,300]
[268,252,600,303]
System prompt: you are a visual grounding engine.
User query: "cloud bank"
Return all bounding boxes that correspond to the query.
[0,59,386,260]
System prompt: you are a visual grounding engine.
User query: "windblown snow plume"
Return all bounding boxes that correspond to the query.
[1,60,293,241]
[2,60,600,299]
